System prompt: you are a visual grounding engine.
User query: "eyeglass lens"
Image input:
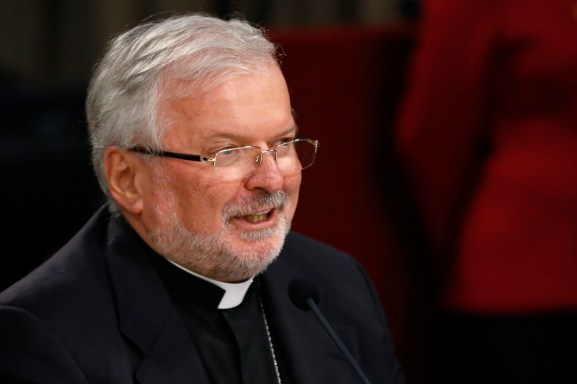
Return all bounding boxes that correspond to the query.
[214,140,317,180]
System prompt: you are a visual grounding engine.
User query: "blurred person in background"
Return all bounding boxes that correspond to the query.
[395,1,577,383]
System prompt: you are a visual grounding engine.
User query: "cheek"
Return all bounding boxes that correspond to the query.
[284,173,302,218]
[170,170,240,230]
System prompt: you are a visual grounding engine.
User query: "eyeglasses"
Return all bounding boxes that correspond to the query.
[128,137,319,181]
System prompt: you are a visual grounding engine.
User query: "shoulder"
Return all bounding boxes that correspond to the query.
[281,231,365,276]
[282,231,356,264]
[0,208,129,381]
[0,306,88,382]
[0,207,115,334]
[276,232,377,306]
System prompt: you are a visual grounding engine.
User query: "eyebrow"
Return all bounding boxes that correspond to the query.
[206,125,299,142]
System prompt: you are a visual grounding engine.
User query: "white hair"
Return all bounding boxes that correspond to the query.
[85,13,279,213]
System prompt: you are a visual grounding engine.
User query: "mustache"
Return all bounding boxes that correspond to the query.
[223,190,288,218]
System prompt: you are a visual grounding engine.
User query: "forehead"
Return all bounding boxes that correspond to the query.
[161,64,295,144]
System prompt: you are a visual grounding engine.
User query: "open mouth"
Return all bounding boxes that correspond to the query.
[242,209,272,223]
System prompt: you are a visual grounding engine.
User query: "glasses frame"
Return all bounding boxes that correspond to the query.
[128,137,319,170]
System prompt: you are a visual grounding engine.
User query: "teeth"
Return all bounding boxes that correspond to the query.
[244,211,269,223]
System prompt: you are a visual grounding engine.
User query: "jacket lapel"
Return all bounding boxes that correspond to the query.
[105,217,211,384]
[261,251,362,384]
[133,308,210,384]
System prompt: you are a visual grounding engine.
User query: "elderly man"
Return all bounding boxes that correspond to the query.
[0,13,403,384]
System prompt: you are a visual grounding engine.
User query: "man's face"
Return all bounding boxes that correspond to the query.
[138,64,301,282]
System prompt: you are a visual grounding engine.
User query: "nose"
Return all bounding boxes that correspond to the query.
[245,150,284,191]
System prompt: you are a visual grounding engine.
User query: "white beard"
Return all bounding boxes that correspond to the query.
[148,188,290,282]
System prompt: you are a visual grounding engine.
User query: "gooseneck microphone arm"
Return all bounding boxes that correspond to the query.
[305,297,373,384]
[288,278,373,384]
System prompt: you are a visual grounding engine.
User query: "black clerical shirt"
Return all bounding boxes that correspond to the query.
[151,255,284,384]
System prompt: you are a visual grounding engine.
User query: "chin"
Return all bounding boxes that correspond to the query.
[231,227,287,261]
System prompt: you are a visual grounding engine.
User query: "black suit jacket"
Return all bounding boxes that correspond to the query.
[0,207,404,383]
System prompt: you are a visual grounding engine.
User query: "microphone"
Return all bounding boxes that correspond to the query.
[288,278,373,384]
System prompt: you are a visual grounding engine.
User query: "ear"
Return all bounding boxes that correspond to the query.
[105,147,144,214]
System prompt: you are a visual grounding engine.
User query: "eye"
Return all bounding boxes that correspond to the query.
[276,137,296,146]
[214,147,246,167]
[219,148,236,156]
[207,144,238,157]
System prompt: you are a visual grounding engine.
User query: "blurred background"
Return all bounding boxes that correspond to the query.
[3,1,577,384]
[0,0,419,88]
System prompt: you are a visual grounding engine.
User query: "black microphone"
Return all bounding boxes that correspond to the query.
[288,277,373,384]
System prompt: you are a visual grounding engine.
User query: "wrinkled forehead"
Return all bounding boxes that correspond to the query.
[157,63,294,144]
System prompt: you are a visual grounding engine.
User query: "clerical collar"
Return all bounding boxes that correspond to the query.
[166,259,254,309]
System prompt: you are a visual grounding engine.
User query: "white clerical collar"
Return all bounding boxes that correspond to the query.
[166,259,254,309]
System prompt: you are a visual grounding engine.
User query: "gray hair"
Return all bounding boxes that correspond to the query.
[85,13,279,213]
